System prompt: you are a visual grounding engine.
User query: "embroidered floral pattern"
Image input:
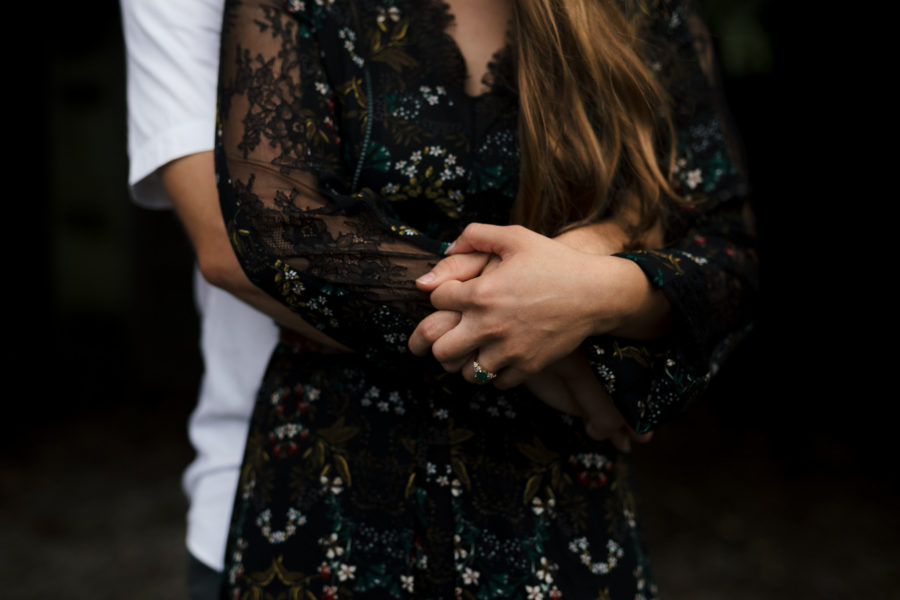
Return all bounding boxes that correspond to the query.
[216,0,755,597]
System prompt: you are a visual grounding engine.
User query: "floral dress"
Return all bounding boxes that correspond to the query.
[214,0,757,598]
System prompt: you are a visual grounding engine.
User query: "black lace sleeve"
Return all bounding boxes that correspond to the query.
[584,0,758,433]
[216,0,446,359]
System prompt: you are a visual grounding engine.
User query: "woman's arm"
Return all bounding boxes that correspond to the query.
[409,220,658,448]
[215,0,457,357]
[409,0,757,432]
[411,223,672,387]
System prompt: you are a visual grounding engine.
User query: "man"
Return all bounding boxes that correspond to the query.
[121,1,278,596]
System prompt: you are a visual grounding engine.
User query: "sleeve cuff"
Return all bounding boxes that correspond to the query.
[128,119,215,209]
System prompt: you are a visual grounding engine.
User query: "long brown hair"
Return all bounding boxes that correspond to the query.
[510,0,683,243]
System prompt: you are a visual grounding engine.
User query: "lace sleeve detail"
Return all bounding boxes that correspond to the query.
[585,0,758,433]
[216,0,446,358]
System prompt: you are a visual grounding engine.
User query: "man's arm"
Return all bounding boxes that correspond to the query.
[159,151,351,351]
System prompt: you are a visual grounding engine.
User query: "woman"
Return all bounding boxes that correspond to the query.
[213,0,756,598]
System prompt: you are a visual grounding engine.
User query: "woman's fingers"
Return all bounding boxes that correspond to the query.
[415,252,491,291]
[408,310,462,356]
[430,319,485,372]
[458,355,517,387]
[523,354,633,452]
[487,365,527,389]
[446,223,531,257]
[539,352,635,451]
[585,423,632,453]
[428,279,470,311]
[628,429,654,444]
[524,371,584,418]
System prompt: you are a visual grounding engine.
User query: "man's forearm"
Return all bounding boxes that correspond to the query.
[158,151,351,351]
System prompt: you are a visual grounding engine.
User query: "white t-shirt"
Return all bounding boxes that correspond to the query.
[122,0,279,571]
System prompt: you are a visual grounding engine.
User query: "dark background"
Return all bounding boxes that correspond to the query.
[3,1,895,598]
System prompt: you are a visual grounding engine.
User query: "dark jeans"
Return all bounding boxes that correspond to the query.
[187,553,223,600]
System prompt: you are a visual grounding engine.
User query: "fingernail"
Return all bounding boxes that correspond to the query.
[445,240,456,254]
[416,272,436,284]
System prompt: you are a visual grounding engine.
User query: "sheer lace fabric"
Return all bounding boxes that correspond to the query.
[215,1,757,598]
[216,0,756,425]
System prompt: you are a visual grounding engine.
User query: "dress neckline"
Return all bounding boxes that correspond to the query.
[410,0,516,103]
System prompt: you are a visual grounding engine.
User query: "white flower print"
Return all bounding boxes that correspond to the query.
[536,557,557,584]
[568,536,623,575]
[462,567,480,585]
[526,585,544,600]
[320,474,344,495]
[453,534,468,560]
[319,533,345,559]
[686,168,703,189]
[337,563,357,581]
[401,574,414,592]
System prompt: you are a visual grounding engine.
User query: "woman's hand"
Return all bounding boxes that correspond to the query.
[409,223,669,388]
[525,351,652,451]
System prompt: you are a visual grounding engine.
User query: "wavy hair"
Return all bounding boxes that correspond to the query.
[510,0,684,243]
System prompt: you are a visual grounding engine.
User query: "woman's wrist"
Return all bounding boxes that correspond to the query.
[553,220,669,340]
[554,220,630,256]
[585,255,671,340]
